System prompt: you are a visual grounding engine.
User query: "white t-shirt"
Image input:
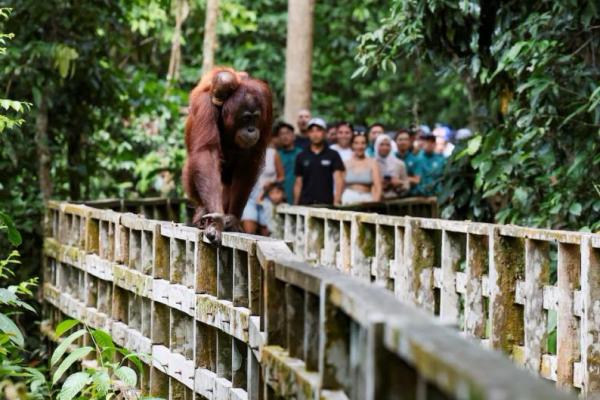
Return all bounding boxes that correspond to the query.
[330,144,353,162]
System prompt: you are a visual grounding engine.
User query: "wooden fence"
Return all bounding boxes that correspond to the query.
[275,204,600,396]
[41,199,573,399]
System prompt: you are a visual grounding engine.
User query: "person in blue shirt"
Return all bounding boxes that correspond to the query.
[275,121,303,203]
[413,131,446,196]
[395,128,421,195]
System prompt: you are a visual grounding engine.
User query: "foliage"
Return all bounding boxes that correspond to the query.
[0,14,48,397]
[0,211,49,399]
[50,320,155,400]
[0,8,30,133]
[356,0,600,230]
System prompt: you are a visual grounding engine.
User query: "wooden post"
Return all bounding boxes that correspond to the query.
[488,228,523,354]
[581,237,600,394]
[464,233,486,338]
[403,219,435,313]
[523,239,550,373]
[556,243,580,389]
[440,230,462,325]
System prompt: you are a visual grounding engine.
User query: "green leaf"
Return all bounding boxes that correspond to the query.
[0,312,24,346]
[0,288,18,304]
[116,346,144,374]
[0,211,22,246]
[53,346,93,384]
[93,328,115,361]
[114,365,137,387]
[55,319,79,338]
[467,135,482,156]
[92,370,111,396]
[57,372,91,400]
[569,203,582,216]
[51,329,86,366]
[513,187,528,207]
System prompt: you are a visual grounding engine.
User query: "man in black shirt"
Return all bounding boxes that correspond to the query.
[294,118,345,205]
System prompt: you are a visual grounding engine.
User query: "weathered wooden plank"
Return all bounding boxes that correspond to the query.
[556,242,580,388]
[322,219,340,268]
[304,291,319,371]
[523,239,550,373]
[350,216,374,280]
[285,283,304,359]
[233,249,249,308]
[440,230,462,325]
[464,233,486,338]
[217,247,234,301]
[403,219,435,313]
[488,228,524,354]
[318,283,350,392]
[374,224,394,290]
[580,236,600,395]
[196,241,217,296]
[306,216,324,262]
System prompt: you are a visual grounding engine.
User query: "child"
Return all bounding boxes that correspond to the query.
[260,182,286,236]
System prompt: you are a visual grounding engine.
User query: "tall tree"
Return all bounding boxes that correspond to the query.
[167,0,190,83]
[283,0,315,126]
[202,0,219,74]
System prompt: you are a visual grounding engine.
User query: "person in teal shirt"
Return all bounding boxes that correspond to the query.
[395,128,422,195]
[413,132,446,196]
[275,121,303,203]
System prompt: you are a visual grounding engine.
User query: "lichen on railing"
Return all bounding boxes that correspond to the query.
[275,203,600,395]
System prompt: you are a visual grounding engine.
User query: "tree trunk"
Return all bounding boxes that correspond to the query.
[67,130,82,201]
[35,94,52,202]
[167,0,190,83]
[202,0,219,75]
[283,0,315,126]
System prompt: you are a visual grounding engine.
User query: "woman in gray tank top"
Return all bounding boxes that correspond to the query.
[341,134,382,205]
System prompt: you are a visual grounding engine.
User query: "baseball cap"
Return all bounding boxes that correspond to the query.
[307,117,327,130]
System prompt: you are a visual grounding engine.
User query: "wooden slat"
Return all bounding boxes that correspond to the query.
[523,239,550,373]
[556,243,580,388]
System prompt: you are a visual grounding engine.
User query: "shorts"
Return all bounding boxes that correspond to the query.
[341,189,373,205]
[241,196,268,226]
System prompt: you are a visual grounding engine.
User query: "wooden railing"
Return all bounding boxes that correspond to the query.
[275,204,600,396]
[41,199,572,399]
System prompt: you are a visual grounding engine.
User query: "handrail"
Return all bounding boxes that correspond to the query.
[41,200,574,399]
[274,203,600,394]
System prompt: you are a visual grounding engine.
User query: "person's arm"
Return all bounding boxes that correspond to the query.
[394,161,410,194]
[293,176,302,205]
[333,153,346,206]
[274,152,285,182]
[371,161,382,202]
[334,170,344,205]
[293,155,303,204]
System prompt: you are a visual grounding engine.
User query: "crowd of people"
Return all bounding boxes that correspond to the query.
[241,109,472,235]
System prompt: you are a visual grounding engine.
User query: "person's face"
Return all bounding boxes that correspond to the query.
[327,127,337,144]
[352,135,367,157]
[268,188,284,204]
[297,110,311,131]
[308,126,325,145]
[422,138,436,153]
[378,140,391,157]
[278,127,295,148]
[396,133,411,152]
[435,137,446,154]
[368,126,384,144]
[337,125,353,148]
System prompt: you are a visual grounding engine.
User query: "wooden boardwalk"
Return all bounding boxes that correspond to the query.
[41,198,588,399]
